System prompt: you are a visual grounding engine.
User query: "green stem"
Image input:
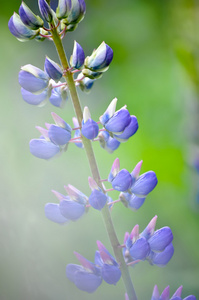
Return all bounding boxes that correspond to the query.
[51,26,137,300]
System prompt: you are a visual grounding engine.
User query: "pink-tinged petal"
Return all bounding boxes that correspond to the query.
[51,190,65,201]
[130,224,139,243]
[131,160,143,180]
[88,177,99,190]
[171,286,183,298]
[141,216,158,239]
[151,285,160,300]
[160,286,170,300]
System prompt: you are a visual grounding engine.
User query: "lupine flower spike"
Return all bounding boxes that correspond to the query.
[8,1,197,299]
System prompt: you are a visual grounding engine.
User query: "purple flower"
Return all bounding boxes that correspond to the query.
[65,0,86,25]
[66,252,102,293]
[56,0,72,19]
[19,64,49,94]
[29,137,60,159]
[21,87,49,106]
[100,98,131,135]
[77,73,95,92]
[84,41,113,72]
[95,241,121,285]
[45,203,68,224]
[120,192,146,211]
[113,115,138,142]
[44,57,63,81]
[88,177,108,210]
[151,285,196,300]
[124,225,150,262]
[47,112,72,145]
[108,158,132,192]
[19,2,44,30]
[81,107,99,140]
[131,171,158,196]
[8,12,39,41]
[98,131,120,153]
[70,41,85,69]
[149,243,174,267]
[38,0,53,23]
[148,227,173,252]
[59,197,85,221]
[49,84,68,108]
[45,185,88,223]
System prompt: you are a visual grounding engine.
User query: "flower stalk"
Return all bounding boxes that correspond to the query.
[50,23,137,300]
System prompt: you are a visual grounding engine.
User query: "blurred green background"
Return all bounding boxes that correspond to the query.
[1,0,199,299]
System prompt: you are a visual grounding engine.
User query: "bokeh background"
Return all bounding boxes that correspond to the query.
[1,0,199,299]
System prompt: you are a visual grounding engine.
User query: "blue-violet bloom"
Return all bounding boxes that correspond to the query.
[70,41,85,69]
[66,251,102,293]
[19,2,44,29]
[84,41,113,72]
[19,64,49,94]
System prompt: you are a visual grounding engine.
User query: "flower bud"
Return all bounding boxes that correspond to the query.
[148,227,173,252]
[120,192,146,211]
[151,285,196,300]
[89,189,108,210]
[96,241,121,285]
[70,41,85,69]
[8,12,39,41]
[131,171,158,196]
[21,87,49,106]
[48,113,72,145]
[77,73,95,92]
[44,57,63,81]
[65,0,86,25]
[113,115,138,142]
[84,42,113,72]
[100,99,131,134]
[66,252,102,293]
[81,107,99,140]
[98,131,120,153]
[59,197,85,220]
[149,243,174,267]
[19,64,49,94]
[110,169,132,192]
[56,0,72,19]
[45,203,68,224]
[19,2,44,30]
[49,83,68,108]
[129,237,150,260]
[38,0,54,23]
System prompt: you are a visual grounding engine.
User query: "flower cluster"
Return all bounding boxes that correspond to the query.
[123,216,174,267]
[29,113,72,159]
[45,184,88,224]
[151,285,196,300]
[108,158,158,210]
[66,241,121,293]
[99,98,138,152]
